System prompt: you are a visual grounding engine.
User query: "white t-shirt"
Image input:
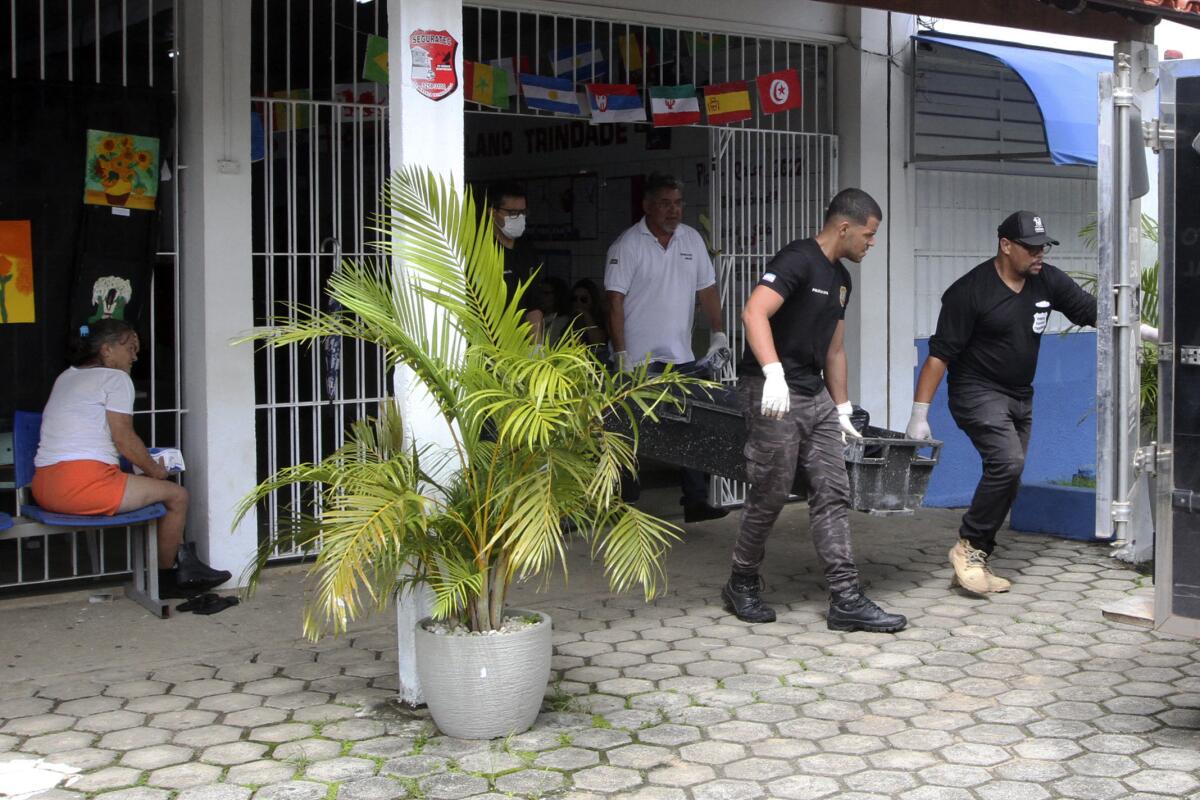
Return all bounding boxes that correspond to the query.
[604,218,716,365]
[34,367,135,467]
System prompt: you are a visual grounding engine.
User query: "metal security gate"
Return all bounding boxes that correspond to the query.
[459,4,838,510]
[1,0,182,589]
[250,0,390,559]
[709,128,838,506]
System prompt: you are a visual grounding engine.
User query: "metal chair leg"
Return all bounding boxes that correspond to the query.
[126,522,169,618]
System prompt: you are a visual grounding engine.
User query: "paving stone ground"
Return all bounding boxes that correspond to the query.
[2,505,1199,800]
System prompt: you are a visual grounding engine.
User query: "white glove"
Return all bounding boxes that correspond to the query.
[1140,323,1159,344]
[703,331,732,373]
[760,362,790,419]
[837,402,863,442]
[906,401,932,440]
[613,351,630,373]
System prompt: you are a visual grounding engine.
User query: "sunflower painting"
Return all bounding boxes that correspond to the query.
[84,130,160,210]
[0,220,35,324]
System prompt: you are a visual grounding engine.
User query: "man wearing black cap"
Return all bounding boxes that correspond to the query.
[905,210,1097,594]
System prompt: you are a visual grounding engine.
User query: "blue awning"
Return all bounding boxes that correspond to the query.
[916,33,1113,166]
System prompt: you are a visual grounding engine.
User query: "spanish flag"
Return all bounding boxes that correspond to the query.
[703,81,751,125]
[464,60,509,110]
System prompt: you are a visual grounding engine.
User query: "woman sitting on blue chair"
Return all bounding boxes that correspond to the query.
[33,319,229,595]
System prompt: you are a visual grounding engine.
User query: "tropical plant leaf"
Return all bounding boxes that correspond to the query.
[237,166,712,634]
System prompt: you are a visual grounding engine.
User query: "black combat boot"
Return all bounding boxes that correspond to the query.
[722,572,776,623]
[683,501,729,523]
[827,588,907,632]
[174,542,232,590]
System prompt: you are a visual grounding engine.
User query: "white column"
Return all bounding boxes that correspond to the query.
[836,9,918,429]
[387,0,465,706]
[178,0,258,585]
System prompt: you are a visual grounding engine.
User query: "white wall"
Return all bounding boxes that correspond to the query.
[179,0,259,584]
[914,167,1099,339]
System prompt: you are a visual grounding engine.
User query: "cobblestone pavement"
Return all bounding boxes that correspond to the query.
[2,510,1199,800]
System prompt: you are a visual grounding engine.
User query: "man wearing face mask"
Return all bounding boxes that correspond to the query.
[489,180,544,335]
[605,172,730,523]
[905,211,1106,596]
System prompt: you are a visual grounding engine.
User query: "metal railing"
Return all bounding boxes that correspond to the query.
[709,126,838,507]
[250,0,389,560]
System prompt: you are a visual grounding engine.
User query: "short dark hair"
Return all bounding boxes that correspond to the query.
[643,172,683,201]
[489,179,526,207]
[67,318,136,367]
[825,188,882,225]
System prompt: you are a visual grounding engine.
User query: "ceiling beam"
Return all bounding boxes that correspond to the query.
[834,0,1155,41]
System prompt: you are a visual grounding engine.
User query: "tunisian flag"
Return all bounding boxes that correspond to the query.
[756,69,802,114]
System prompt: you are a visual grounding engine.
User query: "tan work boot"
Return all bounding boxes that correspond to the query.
[983,565,1011,593]
[948,539,992,594]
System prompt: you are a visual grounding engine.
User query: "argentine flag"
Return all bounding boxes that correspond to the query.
[520,74,582,115]
[550,42,607,83]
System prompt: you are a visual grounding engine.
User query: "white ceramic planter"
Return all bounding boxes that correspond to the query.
[414,609,552,739]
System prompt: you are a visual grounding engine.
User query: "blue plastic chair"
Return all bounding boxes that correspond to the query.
[0,512,12,531]
[13,411,170,617]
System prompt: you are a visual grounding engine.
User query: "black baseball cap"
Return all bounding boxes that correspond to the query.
[997,210,1059,247]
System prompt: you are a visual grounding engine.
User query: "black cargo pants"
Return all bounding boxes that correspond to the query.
[949,385,1033,555]
[731,376,859,594]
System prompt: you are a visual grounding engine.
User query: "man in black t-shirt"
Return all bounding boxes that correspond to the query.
[905,211,1098,595]
[488,180,545,335]
[724,188,907,633]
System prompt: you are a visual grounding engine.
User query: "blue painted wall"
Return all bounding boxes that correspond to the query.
[916,332,1097,508]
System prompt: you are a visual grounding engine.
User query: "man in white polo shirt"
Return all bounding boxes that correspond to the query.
[605,172,730,523]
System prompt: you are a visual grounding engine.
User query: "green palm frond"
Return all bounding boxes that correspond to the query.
[238,166,713,634]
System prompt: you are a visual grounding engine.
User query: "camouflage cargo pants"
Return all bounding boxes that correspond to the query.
[731,377,859,594]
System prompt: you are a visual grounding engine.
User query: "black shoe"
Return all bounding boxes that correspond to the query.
[157,570,202,600]
[174,542,232,590]
[827,588,907,633]
[683,501,729,523]
[722,572,776,623]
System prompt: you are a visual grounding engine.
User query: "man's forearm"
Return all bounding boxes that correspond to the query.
[823,350,850,405]
[698,285,724,332]
[743,311,778,368]
[914,356,949,403]
[608,298,626,352]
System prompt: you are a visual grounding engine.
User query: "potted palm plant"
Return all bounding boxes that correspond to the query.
[235,166,705,739]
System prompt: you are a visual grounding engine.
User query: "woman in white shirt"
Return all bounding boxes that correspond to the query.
[33,319,229,594]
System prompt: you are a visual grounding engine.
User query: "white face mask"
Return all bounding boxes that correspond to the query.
[500,215,526,240]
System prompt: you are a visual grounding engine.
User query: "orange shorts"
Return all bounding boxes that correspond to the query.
[32,461,129,517]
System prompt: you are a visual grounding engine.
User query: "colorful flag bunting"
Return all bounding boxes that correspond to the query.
[703,81,752,125]
[489,55,529,96]
[584,83,646,123]
[520,73,583,115]
[756,69,802,114]
[649,84,700,127]
[362,34,389,84]
[550,42,607,82]
[688,33,726,64]
[464,60,509,109]
[617,34,643,73]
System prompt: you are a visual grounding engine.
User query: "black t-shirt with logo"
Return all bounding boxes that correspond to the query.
[740,238,852,396]
[929,259,1097,399]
